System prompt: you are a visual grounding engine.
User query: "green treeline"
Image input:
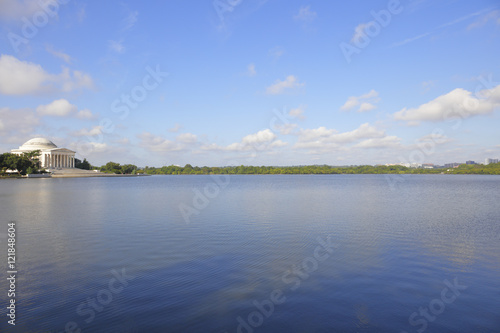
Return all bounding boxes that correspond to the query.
[448,162,500,175]
[134,163,500,175]
[139,164,410,175]
[3,151,500,177]
[99,161,139,174]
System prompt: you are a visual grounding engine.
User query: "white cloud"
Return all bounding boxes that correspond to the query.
[73,126,103,137]
[358,102,376,112]
[296,126,336,144]
[341,90,380,112]
[0,55,48,95]
[46,45,72,64]
[417,133,452,144]
[270,140,287,148]
[354,136,401,149]
[59,68,93,92]
[71,141,111,155]
[241,129,276,146]
[289,105,306,119]
[0,55,93,95]
[137,132,188,152]
[177,133,197,143]
[394,84,500,124]
[202,129,287,152]
[294,123,393,151]
[294,6,317,22]
[247,63,256,77]
[36,99,77,116]
[109,40,125,53]
[266,75,304,95]
[275,123,298,135]
[76,109,95,120]
[36,99,96,119]
[114,137,130,145]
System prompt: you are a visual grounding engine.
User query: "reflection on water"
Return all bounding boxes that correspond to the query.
[0,175,499,332]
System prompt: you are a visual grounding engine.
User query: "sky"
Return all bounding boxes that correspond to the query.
[0,0,499,167]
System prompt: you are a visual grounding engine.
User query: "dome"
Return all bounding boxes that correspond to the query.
[19,137,57,150]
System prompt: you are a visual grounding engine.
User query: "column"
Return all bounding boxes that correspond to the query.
[71,156,74,168]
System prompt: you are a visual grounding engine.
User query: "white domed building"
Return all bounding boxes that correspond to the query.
[11,138,76,169]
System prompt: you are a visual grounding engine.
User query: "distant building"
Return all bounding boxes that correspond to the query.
[485,158,499,165]
[444,163,460,168]
[11,138,76,169]
[422,163,434,169]
[466,160,476,165]
[385,163,415,168]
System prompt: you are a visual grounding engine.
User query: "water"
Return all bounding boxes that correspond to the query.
[1,174,499,333]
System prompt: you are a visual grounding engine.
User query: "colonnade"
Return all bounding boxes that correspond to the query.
[43,153,75,168]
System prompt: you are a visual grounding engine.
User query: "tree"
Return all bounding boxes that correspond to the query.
[26,166,38,175]
[75,158,91,170]
[121,164,137,174]
[23,150,41,168]
[101,162,122,174]
[0,153,32,175]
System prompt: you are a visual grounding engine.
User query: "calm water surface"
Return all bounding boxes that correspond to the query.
[0,175,499,332]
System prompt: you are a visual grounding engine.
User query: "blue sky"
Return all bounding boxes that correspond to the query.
[0,0,499,167]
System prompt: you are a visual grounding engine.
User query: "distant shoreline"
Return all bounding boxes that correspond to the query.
[135,163,500,176]
[3,162,500,178]
[2,173,499,180]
